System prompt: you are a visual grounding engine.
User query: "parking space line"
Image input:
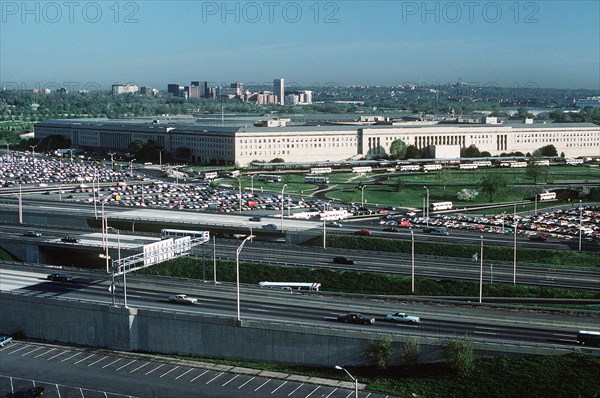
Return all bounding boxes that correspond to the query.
[306,386,320,397]
[61,352,81,362]
[238,376,255,389]
[35,348,56,358]
[160,366,179,378]
[344,391,353,398]
[74,354,95,364]
[8,345,30,355]
[205,372,224,384]
[48,350,69,360]
[88,356,108,367]
[271,381,287,394]
[145,364,164,375]
[175,368,193,380]
[365,393,372,398]
[190,370,209,382]
[116,360,136,371]
[221,374,239,386]
[21,346,44,356]
[102,358,122,369]
[254,379,270,391]
[325,387,338,398]
[289,383,304,396]
[130,362,150,373]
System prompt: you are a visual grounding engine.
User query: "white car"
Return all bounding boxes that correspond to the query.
[168,294,198,305]
[385,312,420,324]
[0,335,13,347]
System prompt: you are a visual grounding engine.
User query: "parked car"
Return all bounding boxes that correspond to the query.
[168,294,198,305]
[0,335,13,347]
[337,313,375,325]
[333,256,355,265]
[529,234,547,242]
[355,229,372,236]
[248,216,262,222]
[47,272,74,282]
[23,231,42,237]
[8,387,45,398]
[61,236,79,243]
[262,224,278,230]
[385,312,421,324]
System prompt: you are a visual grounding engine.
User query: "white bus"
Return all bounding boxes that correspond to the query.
[473,160,492,167]
[423,164,443,171]
[459,163,478,170]
[304,176,329,184]
[430,201,453,211]
[533,160,550,166]
[227,170,241,178]
[161,229,210,241]
[320,209,349,221]
[398,164,421,171]
[310,167,332,174]
[537,192,556,201]
[511,162,528,168]
[259,281,321,291]
[352,166,372,173]
[203,171,218,180]
[257,174,282,182]
[566,159,584,165]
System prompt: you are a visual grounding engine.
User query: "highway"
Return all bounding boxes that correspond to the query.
[2,265,598,349]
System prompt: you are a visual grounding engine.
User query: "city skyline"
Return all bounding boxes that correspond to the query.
[1,1,599,90]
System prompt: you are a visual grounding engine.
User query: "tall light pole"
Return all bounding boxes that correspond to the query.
[5,143,10,157]
[513,204,517,285]
[249,175,255,195]
[30,144,38,158]
[579,200,583,252]
[280,184,287,230]
[107,226,121,307]
[360,185,365,206]
[67,148,75,163]
[129,159,136,176]
[423,186,430,227]
[411,229,415,293]
[108,152,116,169]
[323,219,326,249]
[236,235,254,322]
[335,366,358,398]
[479,236,484,304]
[158,149,163,168]
[238,177,242,213]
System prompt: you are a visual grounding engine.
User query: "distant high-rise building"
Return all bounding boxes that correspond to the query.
[112,84,139,95]
[303,90,312,105]
[168,84,183,96]
[185,85,200,99]
[273,78,284,105]
[231,82,244,96]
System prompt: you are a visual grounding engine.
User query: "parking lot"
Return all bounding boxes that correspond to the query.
[0,341,394,398]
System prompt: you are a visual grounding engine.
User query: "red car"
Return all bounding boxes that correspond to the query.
[355,229,372,236]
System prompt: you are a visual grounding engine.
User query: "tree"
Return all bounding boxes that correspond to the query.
[443,337,475,375]
[270,158,284,163]
[457,189,479,201]
[461,144,481,158]
[538,144,558,157]
[405,145,420,159]
[478,173,508,202]
[517,107,534,119]
[525,159,548,184]
[389,139,407,159]
[361,335,393,369]
[402,337,420,367]
[436,168,453,190]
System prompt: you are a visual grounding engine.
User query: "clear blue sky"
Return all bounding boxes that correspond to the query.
[1,0,599,90]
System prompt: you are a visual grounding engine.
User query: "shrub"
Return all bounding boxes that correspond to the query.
[361,335,393,369]
[443,336,475,375]
[402,337,420,367]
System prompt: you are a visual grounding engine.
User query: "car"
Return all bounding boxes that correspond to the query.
[529,234,547,242]
[168,294,198,305]
[8,387,45,398]
[326,221,343,228]
[248,216,262,222]
[355,229,372,236]
[430,229,449,236]
[385,312,421,324]
[47,272,74,282]
[23,231,42,237]
[262,223,278,230]
[0,335,13,347]
[383,227,401,232]
[61,236,79,243]
[333,256,355,265]
[337,313,375,325]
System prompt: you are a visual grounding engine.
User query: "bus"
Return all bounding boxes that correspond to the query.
[161,229,210,241]
[352,166,372,173]
[202,171,218,180]
[423,164,443,171]
[566,158,584,165]
[473,160,492,167]
[533,160,550,166]
[310,167,332,174]
[537,192,557,201]
[257,174,282,182]
[431,201,453,211]
[398,164,421,171]
[577,330,600,346]
[511,162,527,168]
[304,176,329,184]
[258,281,321,291]
[459,163,478,170]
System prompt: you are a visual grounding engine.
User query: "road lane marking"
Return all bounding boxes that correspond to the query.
[21,347,44,356]
[254,379,270,391]
[116,360,137,371]
[206,372,224,384]
[61,352,81,362]
[48,350,69,360]
[160,366,179,378]
[238,376,255,389]
[222,374,239,386]
[271,381,287,394]
[35,348,56,358]
[130,362,150,373]
[191,370,209,382]
[176,368,193,380]
[145,364,164,375]
[88,356,108,366]
[288,383,304,396]
[325,388,338,398]
[102,358,122,369]
[74,354,95,364]
[306,386,320,397]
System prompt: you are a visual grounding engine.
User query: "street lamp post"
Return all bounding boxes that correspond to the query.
[423,186,430,227]
[67,148,75,163]
[236,235,254,322]
[249,175,255,195]
[411,229,415,293]
[335,366,358,398]
[30,144,38,158]
[513,203,517,285]
[238,177,242,213]
[107,226,124,307]
[5,143,9,157]
[323,219,326,249]
[360,185,365,206]
[280,184,287,230]
[108,152,116,169]
[579,200,583,252]
[129,159,136,176]
[479,236,484,304]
